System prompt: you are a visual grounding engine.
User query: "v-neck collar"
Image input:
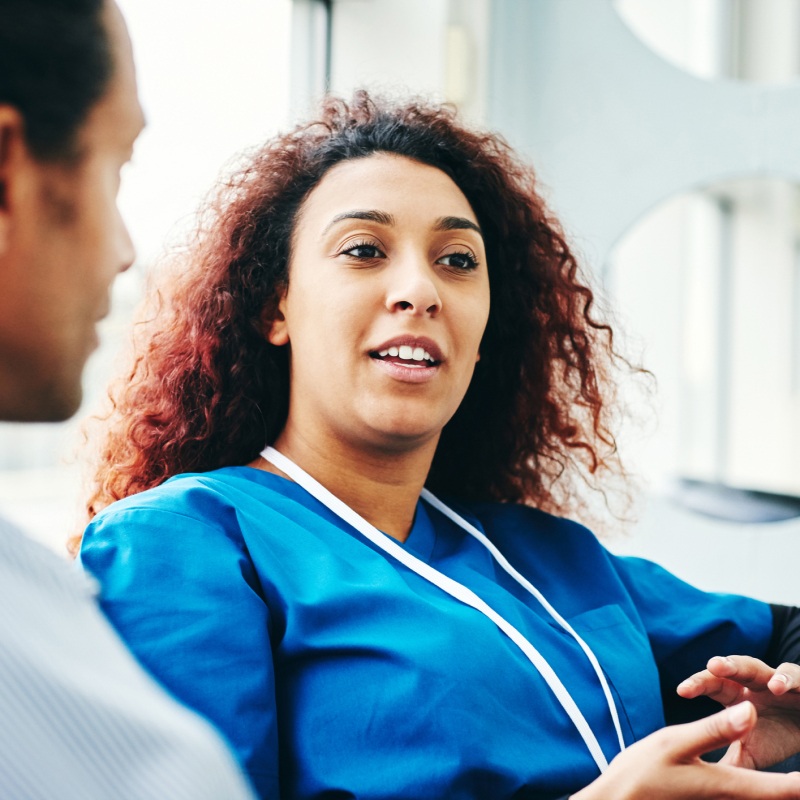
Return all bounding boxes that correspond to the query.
[232,466,438,563]
[396,500,437,564]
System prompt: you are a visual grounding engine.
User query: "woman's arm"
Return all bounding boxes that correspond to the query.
[81,502,280,798]
[766,606,800,666]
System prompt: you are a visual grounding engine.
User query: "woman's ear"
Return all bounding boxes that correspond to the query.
[262,293,290,346]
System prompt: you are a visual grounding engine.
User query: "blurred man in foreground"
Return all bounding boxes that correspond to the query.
[0,1,256,797]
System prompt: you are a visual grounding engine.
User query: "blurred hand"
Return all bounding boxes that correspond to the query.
[677,655,800,769]
[571,702,800,800]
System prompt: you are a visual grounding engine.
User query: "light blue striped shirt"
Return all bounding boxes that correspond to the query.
[0,514,257,800]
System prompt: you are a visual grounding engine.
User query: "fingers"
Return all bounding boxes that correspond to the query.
[665,701,757,760]
[678,669,747,705]
[769,662,800,696]
[679,656,774,700]
[712,765,800,799]
[707,655,776,688]
[678,656,800,702]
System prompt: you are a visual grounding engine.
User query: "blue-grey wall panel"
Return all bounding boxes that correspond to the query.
[488,0,800,264]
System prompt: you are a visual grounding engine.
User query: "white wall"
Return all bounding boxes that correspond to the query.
[330,0,449,102]
[327,0,490,124]
[117,0,293,265]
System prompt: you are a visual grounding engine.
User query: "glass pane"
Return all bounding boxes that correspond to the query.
[615,0,800,82]
[608,177,800,499]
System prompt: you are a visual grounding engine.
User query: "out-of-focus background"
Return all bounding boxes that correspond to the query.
[4,0,800,604]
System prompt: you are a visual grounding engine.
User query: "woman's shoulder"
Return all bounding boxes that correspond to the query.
[83,467,299,563]
[90,466,285,530]
[81,467,283,579]
[82,465,328,565]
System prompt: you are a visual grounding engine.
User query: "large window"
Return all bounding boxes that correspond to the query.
[291,0,332,114]
[617,0,800,83]
[609,179,800,498]
[609,0,800,503]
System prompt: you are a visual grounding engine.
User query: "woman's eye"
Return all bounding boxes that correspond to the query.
[438,251,478,270]
[342,243,384,260]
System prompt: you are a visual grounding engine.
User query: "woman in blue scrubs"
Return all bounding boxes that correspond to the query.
[78,93,800,799]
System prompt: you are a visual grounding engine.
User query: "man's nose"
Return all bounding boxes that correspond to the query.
[118,215,135,275]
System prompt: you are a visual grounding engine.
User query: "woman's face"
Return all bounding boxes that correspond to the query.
[269,152,490,453]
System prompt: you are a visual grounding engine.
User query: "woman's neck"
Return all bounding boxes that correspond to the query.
[250,424,439,543]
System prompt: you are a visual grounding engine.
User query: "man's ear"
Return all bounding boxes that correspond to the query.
[0,106,29,256]
[262,290,290,346]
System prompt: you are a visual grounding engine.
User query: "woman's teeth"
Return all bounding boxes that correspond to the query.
[377,345,435,362]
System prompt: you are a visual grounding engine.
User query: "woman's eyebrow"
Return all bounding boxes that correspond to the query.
[322,210,482,238]
[323,210,395,234]
[434,216,483,237]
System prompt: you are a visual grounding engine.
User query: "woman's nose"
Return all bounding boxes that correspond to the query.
[385,256,442,316]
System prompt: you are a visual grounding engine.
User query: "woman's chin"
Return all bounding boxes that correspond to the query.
[359,414,444,450]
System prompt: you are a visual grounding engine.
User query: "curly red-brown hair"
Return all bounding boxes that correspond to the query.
[72,91,629,553]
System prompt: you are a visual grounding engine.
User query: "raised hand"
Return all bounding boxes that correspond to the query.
[572,702,800,800]
[677,655,800,769]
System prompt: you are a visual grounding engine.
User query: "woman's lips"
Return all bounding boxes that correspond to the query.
[370,355,441,383]
[371,337,444,363]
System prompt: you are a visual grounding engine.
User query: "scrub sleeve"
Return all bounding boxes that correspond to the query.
[82,506,281,798]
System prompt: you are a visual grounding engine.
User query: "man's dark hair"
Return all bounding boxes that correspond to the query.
[0,0,113,160]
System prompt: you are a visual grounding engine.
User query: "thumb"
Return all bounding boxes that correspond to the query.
[668,701,757,761]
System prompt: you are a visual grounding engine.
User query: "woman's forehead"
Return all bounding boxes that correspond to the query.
[299,153,478,231]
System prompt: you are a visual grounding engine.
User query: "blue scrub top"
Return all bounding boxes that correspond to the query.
[80,467,772,800]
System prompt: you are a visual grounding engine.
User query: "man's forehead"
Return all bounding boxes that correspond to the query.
[79,0,144,152]
[106,0,145,131]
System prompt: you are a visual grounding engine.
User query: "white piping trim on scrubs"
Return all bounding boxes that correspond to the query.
[420,488,626,754]
[261,446,624,774]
